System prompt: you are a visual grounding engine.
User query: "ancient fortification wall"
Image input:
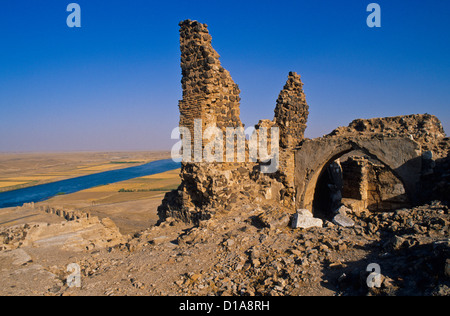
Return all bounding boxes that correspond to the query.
[158,20,450,225]
[178,20,243,150]
[331,114,448,157]
[159,20,307,223]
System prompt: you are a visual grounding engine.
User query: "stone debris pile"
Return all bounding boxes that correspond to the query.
[163,201,450,296]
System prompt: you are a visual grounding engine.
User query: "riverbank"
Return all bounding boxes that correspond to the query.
[0,166,181,235]
[40,168,181,234]
[0,151,171,193]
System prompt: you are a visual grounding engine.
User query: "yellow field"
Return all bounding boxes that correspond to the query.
[0,181,27,188]
[0,151,171,193]
[42,168,181,233]
[7,176,57,181]
[78,164,130,172]
[0,165,177,193]
[34,171,86,177]
[84,168,181,193]
[140,169,180,180]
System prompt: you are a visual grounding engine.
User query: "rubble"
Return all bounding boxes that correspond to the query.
[1,20,449,297]
[93,21,450,296]
[172,201,449,296]
[1,198,449,296]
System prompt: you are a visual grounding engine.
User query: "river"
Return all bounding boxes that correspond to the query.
[0,159,180,209]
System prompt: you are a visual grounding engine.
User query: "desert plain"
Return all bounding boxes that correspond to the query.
[0,151,180,234]
[0,151,172,192]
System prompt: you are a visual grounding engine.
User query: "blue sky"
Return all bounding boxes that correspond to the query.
[0,0,449,152]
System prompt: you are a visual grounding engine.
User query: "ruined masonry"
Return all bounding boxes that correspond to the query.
[158,20,450,225]
[178,20,243,145]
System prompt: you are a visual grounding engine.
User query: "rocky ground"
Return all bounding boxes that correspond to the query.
[0,201,449,296]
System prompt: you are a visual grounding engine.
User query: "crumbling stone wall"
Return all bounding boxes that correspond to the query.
[159,20,300,224]
[295,136,423,212]
[178,20,243,153]
[159,20,449,225]
[160,20,250,223]
[341,157,367,201]
[331,114,450,205]
[420,144,450,204]
[331,114,448,157]
[254,72,309,199]
[274,72,309,149]
[341,156,410,211]
[298,115,449,213]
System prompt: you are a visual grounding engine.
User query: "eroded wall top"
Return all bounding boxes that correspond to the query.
[178,20,242,143]
[274,71,309,149]
[330,114,448,157]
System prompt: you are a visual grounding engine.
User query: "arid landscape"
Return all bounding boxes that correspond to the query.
[0,151,184,295]
[0,184,449,296]
[0,152,171,192]
[1,20,449,296]
[1,2,449,299]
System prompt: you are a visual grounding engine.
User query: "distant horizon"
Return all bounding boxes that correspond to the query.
[0,111,447,154]
[0,149,172,154]
[1,0,449,152]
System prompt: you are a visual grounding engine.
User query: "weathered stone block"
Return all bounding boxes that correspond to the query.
[291,209,323,229]
[332,214,355,228]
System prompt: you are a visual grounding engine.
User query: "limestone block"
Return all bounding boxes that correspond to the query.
[291,209,323,229]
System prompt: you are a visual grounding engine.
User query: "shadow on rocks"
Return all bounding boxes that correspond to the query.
[320,237,450,296]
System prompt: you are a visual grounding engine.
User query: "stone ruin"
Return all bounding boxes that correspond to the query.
[158,20,450,225]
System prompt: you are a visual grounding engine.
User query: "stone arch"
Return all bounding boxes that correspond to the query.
[294,137,422,212]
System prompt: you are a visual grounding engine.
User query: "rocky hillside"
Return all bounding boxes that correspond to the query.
[1,201,448,296]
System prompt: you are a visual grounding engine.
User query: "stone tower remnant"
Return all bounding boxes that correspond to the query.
[158,20,305,223]
[178,20,243,161]
[274,71,309,149]
[158,20,450,225]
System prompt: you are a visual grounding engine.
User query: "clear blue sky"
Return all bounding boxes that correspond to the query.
[0,0,449,152]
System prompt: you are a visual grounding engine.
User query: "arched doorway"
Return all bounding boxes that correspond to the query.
[294,137,422,214]
[311,150,411,219]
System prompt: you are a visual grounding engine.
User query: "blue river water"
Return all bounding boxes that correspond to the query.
[0,159,181,209]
